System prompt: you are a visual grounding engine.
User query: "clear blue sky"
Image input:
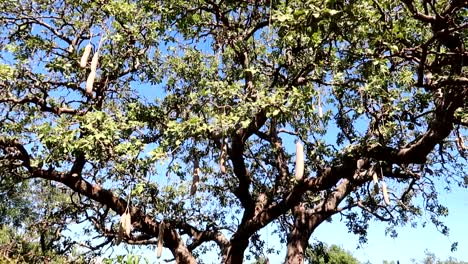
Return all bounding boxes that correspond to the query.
[312,185,468,263]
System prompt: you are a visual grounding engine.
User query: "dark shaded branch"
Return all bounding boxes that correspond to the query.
[356,201,393,221]
[0,96,85,116]
[177,222,229,252]
[226,153,358,253]
[401,0,437,23]
[0,137,32,168]
[229,110,268,213]
[30,169,196,263]
[0,137,197,264]
[368,86,468,164]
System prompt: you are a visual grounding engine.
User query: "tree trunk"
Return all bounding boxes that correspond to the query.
[173,245,198,264]
[222,238,249,264]
[168,234,198,264]
[284,214,324,264]
[284,226,311,264]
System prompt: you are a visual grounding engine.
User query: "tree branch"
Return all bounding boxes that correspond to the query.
[30,169,197,263]
[177,222,229,252]
[0,96,85,116]
[0,135,198,264]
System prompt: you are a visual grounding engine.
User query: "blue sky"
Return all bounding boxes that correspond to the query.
[312,184,468,263]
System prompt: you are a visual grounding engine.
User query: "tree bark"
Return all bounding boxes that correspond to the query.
[284,213,323,264]
[222,236,250,264]
[171,237,199,264]
[285,178,356,264]
[285,226,312,264]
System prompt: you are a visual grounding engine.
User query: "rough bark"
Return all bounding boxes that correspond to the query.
[285,178,357,263]
[171,237,199,264]
[285,214,322,264]
[222,238,250,264]
[285,227,311,264]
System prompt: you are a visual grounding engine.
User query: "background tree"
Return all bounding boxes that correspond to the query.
[306,243,360,264]
[0,0,467,264]
[0,166,86,263]
[413,251,468,264]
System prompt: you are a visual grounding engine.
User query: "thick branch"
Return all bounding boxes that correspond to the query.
[230,110,268,212]
[177,222,229,252]
[30,170,196,261]
[0,154,197,264]
[401,0,437,23]
[368,87,467,163]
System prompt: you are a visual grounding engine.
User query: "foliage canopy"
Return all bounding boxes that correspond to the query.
[306,243,360,264]
[0,0,467,263]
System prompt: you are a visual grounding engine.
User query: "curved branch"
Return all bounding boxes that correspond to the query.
[368,87,468,164]
[0,137,198,264]
[0,96,85,116]
[30,169,196,263]
[177,222,229,252]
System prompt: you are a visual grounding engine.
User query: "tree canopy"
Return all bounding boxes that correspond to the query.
[0,0,467,263]
[307,243,360,264]
[415,251,468,264]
